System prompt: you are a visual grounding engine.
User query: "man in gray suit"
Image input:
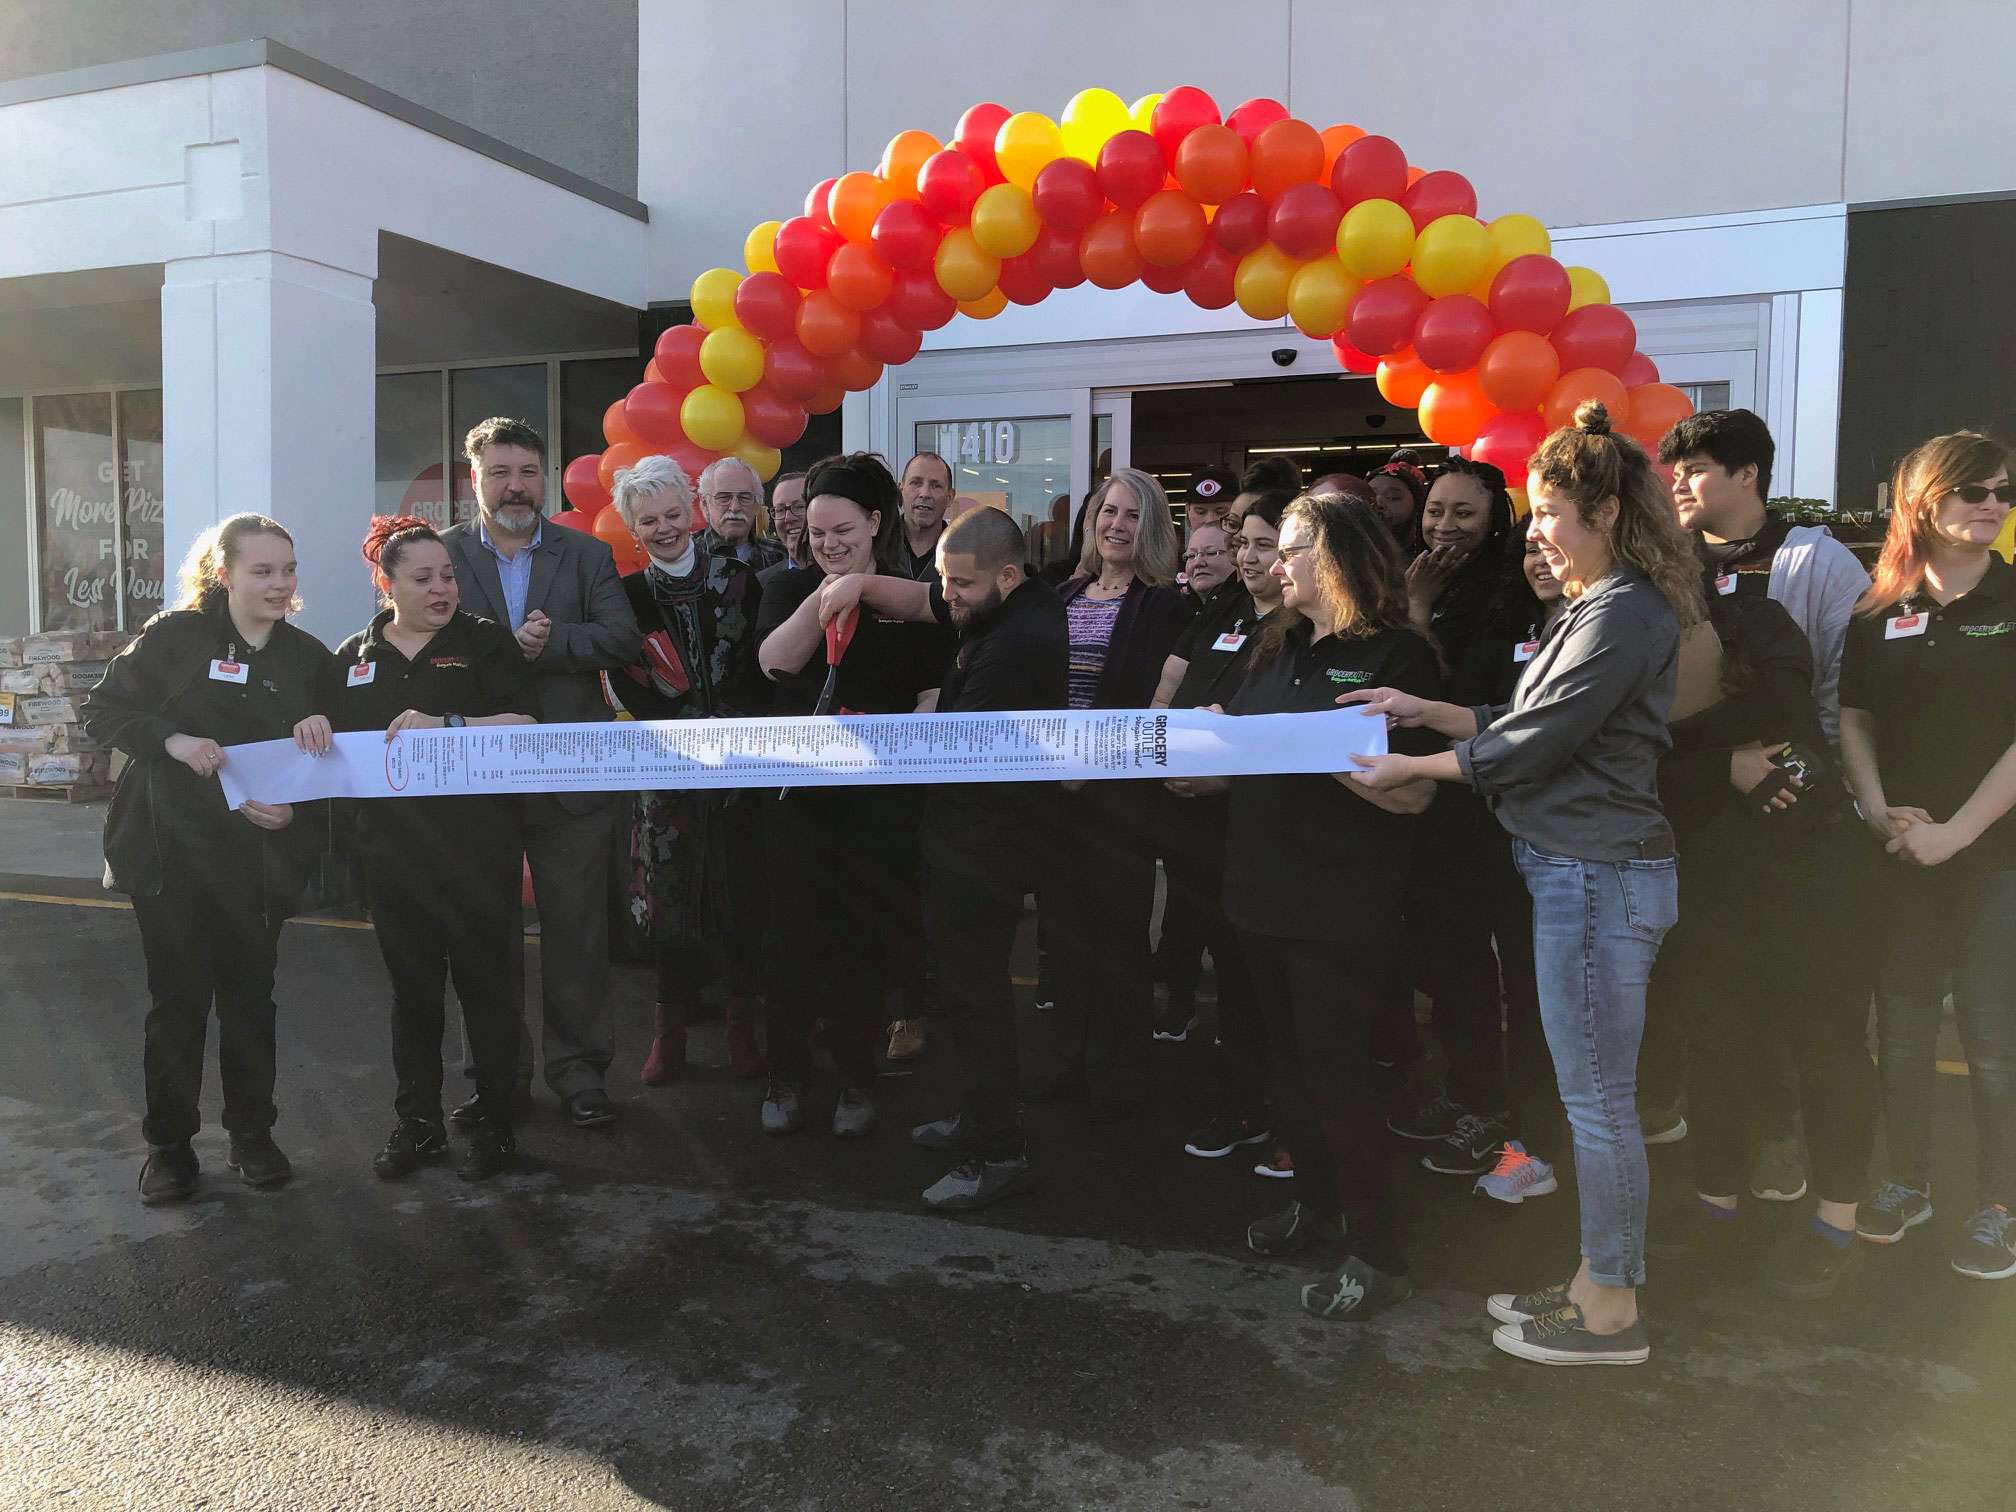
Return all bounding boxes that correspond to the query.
[443,418,642,1127]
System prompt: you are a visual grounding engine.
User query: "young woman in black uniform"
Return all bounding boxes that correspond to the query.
[756,453,948,1139]
[1217,491,1443,1322]
[300,516,538,1181]
[86,514,335,1205]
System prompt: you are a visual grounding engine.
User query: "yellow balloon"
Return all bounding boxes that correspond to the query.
[680,385,745,451]
[1412,214,1492,298]
[1128,93,1161,134]
[1565,265,1612,312]
[993,111,1064,191]
[743,220,781,275]
[959,288,1009,320]
[1995,507,2016,563]
[1287,257,1361,338]
[1487,213,1551,271]
[970,182,1042,259]
[934,227,1002,302]
[1507,484,1530,519]
[690,267,743,331]
[1336,199,1415,280]
[1059,88,1131,163]
[699,327,765,393]
[1234,244,1300,322]
[731,435,782,481]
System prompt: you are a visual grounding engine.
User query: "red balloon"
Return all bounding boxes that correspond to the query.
[1149,85,1220,160]
[856,304,924,365]
[1550,303,1639,375]
[1096,130,1168,210]
[1488,254,1573,334]
[997,252,1053,305]
[1224,97,1289,148]
[732,271,801,342]
[774,216,841,289]
[828,348,884,393]
[741,382,808,448]
[1470,410,1550,483]
[623,382,686,447]
[1139,260,1186,294]
[917,148,989,225]
[888,265,958,330]
[1330,334,1380,374]
[1329,134,1408,208]
[871,199,944,270]
[1412,295,1496,375]
[806,178,838,231]
[551,508,594,534]
[1346,275,1430,357]
[825,241,895,311]
[1212,192,1269,256]
[653,324,707,390]
[562,454,610,515]
[668,440,721,483]
[954,103,1011,178]
[763,334,827,402]
[1400,170,1478,232]
[1268,181,1343,260]
[1029,225,1089,289]
[1182,246,1238,309]
[1032,157,1105,234]
[1618,351,1662,389]
[804,381,846,417]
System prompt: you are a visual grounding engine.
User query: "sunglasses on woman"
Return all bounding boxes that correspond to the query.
[1951,483,2016,504]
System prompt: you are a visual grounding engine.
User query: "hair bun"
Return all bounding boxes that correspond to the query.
[1387,447,1425,468]
[1573,401,1613,435]
[362,513,436,566]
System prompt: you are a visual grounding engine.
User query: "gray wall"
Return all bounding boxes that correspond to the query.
[0,399,29,637]
[0,0,639,196]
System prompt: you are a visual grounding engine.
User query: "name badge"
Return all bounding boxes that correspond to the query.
[1885,613,1928,640]
[209,659,248,684]
[1211,632,1248,652]
[1714,573,1738,596]
[1513,640,1540,662]
[347,661,377,686]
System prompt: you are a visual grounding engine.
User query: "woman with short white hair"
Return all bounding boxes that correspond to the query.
[609,454,771,1084]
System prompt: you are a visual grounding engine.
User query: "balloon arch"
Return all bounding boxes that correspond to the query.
[559,86,1693,568]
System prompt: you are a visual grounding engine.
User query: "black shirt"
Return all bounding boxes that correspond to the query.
[1840,556,2016,871]
[756,567,949,717]
[1700,516,1794,600]
[901,526,946,582]
[1222,621,1444,940]
[1169,583,1264,710]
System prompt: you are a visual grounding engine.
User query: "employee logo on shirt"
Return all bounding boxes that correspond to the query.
[428,656,471,669]
[1959,622,2014,637]
[1324,668,1371,685]
[347,661,376,685]
[1714,573,1738,596]
[1885,613,1927,640]
[1513,640,1541,662]
[209,659,248,683]
[1211,631,1248,652]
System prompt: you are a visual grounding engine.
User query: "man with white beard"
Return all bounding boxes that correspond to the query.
[698,458,786,571]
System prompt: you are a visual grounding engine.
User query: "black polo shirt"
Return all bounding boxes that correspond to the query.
[1169,583,1263,710]
[1701,516,1794,602]
[1840,556,2016,871]
[332,608,536,866]
[757,567,949,717]
[1222,621,1444,939]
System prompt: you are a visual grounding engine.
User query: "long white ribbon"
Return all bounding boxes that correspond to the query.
[216,706,1387,807]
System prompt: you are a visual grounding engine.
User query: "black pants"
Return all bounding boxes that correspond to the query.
[131,837,285,1147]
[1241,922,1406,1275]
[1159,791,1264,1117]
[929,863,1027,1159]
[1040,783,1159,1105]
[880,806,933,1020]
[367,847,521,1129]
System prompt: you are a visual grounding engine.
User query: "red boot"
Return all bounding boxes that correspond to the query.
[641,1001,687,1086]
[723,995,768,1080]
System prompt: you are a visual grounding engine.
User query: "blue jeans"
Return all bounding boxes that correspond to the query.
[1875,863,2016,1209]
[1514,840,1679,1288]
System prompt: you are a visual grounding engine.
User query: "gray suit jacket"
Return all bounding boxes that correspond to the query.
[443,518,643,811]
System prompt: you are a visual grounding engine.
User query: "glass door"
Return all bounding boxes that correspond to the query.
[897,388,1093,570]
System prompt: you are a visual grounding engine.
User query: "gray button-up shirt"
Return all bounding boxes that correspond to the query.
[1455,563,1680,862]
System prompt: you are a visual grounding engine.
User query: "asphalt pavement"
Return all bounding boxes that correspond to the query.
[0,882,2008,1511]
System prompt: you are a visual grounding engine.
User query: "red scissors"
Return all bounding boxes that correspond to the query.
[780,609,856,799]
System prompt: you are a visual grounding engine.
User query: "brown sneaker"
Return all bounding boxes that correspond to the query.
[886,1019,926,1062]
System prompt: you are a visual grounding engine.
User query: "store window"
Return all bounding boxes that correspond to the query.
[916,415,1073,566]
[1676,381,1732,413]
[451,364,547,522]
[29,389,164,633]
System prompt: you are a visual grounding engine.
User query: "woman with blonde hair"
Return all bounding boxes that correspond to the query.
[1345,401,1704,1365]
[84,514,336,1205]
[1838,430,2016,1279]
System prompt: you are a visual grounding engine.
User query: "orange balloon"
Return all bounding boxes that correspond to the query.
[1319,123,1365,181]
[805,380,847,416]
[1624,382,1694,449]
[827,347,885,392]
[597,441,647,496]
[796,289,861,357]
[1248,119,1324,199]
[1133,189,1207,268]
[1543,367,1632,432]
[1080,209,1147,288]
[959,288,1009,320]
[1418,369,1497,447]
[1172,123,1249,205]
[643,358,665,384]
[1405,164,1426,187]
[592,493,649,572]
[1375,349,1433,408]
[829,171,887,243]
[603,397,639,448]
[827,242,895,311]
[879,129,941,197]
[1477,330,1562,412]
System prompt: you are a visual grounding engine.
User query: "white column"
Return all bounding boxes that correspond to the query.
[161,251,376,646]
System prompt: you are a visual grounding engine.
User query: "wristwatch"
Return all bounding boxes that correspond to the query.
[445,713,467,728]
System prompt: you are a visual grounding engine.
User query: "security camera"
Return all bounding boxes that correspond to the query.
[1366,413,1388,428]
[1271,348,1297,367]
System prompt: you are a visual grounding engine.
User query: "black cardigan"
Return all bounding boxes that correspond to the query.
[1057,575,1191,709]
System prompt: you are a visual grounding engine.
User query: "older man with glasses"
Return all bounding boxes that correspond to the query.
[698,458,787,571]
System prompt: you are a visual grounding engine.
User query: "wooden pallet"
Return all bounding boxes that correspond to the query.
[2,783,111,803]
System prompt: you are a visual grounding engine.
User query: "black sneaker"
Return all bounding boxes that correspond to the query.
[1246,1200,1344,1258]
[1951,1205,2016,1281]
[1422,1114,1512,1176]
[226,1132,292,1189]
[1856,1181,1932,1243]
[452,1086,532,1127]
[1300,1255,1413,1321]
[1153,1004,1200,1043]
[1639,1103,1689,1146]
[1183,1111,1272,1159]
[1387,1088,1466,1142]
[911,1112,977,1151]
[138,1142,199,1206]
[923,1155,1035,1212]
[373,1119,448,1180]
[1767,1225,1857,1301]
[565,1090,618,1128]
[1486,1280,1571,1325]
[457,1122,516,1182]
[1492,1304,1649,1366]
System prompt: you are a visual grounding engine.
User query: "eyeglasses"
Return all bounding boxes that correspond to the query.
[708,491,758,508]
[1185,546,1229,562]
[1276,543,1314,562]
[1952,484,2016,505]
[771,499,808,515]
